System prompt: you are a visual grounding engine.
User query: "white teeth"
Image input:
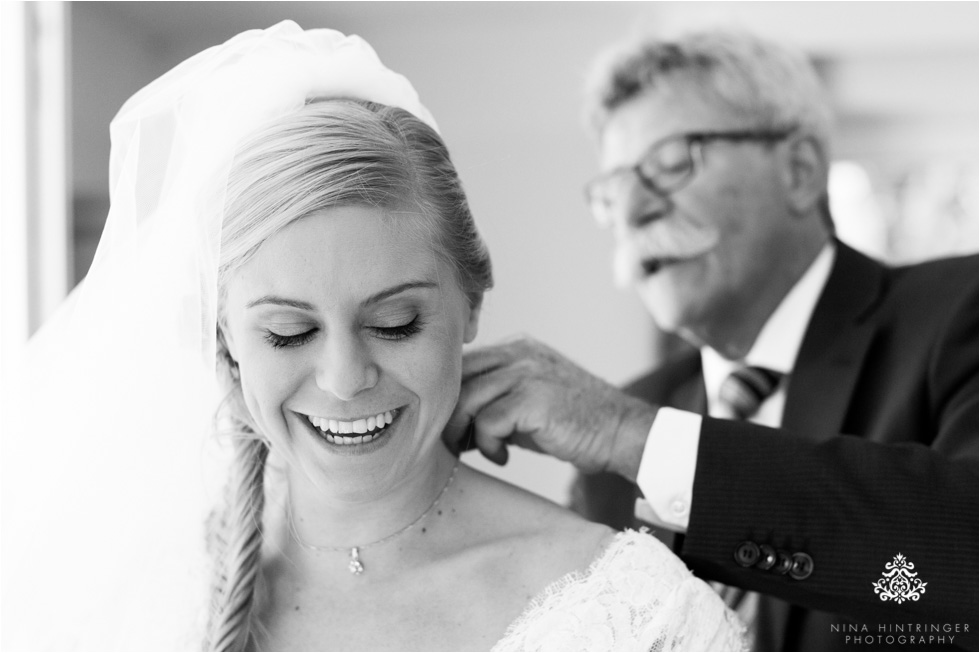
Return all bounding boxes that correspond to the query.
[323,430,382,446]
[307,409,399,444]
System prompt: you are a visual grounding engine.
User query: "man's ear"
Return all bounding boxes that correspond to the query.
[463,294,483,344]
[783,134,828,217]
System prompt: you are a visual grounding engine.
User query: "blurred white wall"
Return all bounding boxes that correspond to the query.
[67,1,979,504]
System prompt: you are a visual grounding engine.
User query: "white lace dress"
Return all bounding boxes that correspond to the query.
[492,530,747,652]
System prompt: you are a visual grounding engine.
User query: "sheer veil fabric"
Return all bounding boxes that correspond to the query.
[2,22,438,649]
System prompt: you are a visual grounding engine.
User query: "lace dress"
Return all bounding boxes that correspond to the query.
[492,530,747,651]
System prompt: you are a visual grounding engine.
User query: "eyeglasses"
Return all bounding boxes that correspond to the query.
[585,129,796,227]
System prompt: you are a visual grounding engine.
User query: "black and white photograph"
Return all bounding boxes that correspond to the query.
[2,2,977,651]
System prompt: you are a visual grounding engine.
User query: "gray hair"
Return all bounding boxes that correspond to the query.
[584,30,834,159]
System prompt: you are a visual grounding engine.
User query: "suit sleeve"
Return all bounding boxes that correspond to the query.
[680,282,978,628]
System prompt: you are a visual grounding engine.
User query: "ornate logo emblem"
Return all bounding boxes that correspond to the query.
[872,553,927,603]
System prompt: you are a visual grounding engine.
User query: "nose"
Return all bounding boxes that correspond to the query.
[314,332,380,401]
[608,174,671,236]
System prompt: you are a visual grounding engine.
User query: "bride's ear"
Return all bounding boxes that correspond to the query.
[464,294,483,344]
[218,321,239,362]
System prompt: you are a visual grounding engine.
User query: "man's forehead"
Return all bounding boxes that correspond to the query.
[599,92,689,165]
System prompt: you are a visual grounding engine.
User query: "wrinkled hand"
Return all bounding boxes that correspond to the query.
[444,336,657,482]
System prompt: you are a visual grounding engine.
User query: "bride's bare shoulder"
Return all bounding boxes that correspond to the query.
[453,461,614,574]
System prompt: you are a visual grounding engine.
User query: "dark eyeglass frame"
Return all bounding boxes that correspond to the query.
[585,128,797,225]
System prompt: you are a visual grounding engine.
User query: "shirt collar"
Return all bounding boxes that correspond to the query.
[702,241,836,394]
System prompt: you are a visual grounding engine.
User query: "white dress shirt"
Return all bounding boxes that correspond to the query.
[635,243,836,530]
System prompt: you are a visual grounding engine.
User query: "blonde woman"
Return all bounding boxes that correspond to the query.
[7,23,745,651]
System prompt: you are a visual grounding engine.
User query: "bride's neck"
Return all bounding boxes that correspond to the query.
[282,445,459,556]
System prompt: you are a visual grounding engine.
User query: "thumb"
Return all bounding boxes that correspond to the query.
[474,426,510,466]
[442,409,476,455]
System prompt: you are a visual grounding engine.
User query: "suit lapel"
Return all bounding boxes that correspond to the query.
[782,241,886,442]
[667,354,707,413]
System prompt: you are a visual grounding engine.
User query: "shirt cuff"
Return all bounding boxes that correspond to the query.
[634,407,702,532]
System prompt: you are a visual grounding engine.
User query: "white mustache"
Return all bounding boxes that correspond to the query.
[613,214,720,287]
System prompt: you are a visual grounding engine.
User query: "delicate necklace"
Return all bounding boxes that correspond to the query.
[287,460,460,576]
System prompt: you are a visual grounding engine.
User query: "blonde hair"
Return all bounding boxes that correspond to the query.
[204,99,492,650]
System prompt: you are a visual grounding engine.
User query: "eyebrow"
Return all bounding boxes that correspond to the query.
[363,280,439,305]
[245,296,316,310]
[245,281,439,310]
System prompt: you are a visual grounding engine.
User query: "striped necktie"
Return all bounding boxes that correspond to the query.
[719,366,783,420]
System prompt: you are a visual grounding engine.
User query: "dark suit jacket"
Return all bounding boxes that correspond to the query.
[572,243,978,651]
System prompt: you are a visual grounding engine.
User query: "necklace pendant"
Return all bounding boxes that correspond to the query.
[348,547,364,575]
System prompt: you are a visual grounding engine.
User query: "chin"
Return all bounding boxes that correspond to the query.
[636,280,689,334]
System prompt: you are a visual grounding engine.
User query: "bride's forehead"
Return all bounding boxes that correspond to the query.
[231,206,453,293]
[260,206,438,258]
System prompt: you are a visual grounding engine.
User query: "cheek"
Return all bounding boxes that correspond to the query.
[404,327,465,425]
[432,346,464,405]
[236,345,305,440]
[687,186,758,272]
[694,186,742,236]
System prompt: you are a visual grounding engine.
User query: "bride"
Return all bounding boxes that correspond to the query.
[6,22,744,651]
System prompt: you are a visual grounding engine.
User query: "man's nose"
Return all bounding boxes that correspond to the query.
[609,174,671,234]
[315,333,379,401]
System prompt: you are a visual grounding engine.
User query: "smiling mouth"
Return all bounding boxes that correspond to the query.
[305,409,401,446]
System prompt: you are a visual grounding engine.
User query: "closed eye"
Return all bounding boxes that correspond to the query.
[264,329,317,349]
[369,317,423,341]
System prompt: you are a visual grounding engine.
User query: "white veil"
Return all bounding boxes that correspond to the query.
[2,21,437,650]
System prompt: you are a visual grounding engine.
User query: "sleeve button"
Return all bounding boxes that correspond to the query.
[756,544,777,570]
[789,552,814,580]
[773,549,793,575]
[734,541,761,568]
[670,499,687,515]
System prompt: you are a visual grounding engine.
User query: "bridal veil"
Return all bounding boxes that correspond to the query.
[2,22,437,649]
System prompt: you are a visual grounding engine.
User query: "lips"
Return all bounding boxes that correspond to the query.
[303,408,401,447]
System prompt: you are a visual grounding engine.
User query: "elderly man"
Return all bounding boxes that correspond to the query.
[449,31,977,650]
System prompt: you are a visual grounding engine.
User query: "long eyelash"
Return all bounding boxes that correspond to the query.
[372,317,424,341]
[264,329,317,349]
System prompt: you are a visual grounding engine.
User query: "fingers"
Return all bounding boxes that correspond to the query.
[451,354,541,465]
[455,364,523,423]
[446,362,523,458]
[468,391,526,465]
[461,344,515,381]
[475,427,509,466]
[444,397,513,465]
[461,336,549,381]
[446,348,523,453]
[442,411,477,455]
[451,336,573,466]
